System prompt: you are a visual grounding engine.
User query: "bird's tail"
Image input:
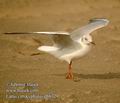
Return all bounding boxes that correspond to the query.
[38,46,58,53]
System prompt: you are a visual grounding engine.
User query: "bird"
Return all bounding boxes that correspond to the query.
[4,18,109,79]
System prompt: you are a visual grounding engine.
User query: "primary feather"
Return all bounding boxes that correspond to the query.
[70,18,109,41]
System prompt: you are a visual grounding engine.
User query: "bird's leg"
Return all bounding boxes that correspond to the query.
[66,61,73,79]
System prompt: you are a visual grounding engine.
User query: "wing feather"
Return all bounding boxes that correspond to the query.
[4,31,73,47]
[70,18,109,41]
[52,34,73,47]
[4,31,69,35]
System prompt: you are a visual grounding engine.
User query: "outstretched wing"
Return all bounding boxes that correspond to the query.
[70,18,109,41]
[4,31,73,47]
[52,34,74,47]
[4,31,69,35]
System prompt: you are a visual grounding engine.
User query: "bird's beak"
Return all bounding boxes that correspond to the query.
[90,41,96,45]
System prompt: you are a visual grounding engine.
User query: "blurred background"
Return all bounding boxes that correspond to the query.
[0,0,120,103]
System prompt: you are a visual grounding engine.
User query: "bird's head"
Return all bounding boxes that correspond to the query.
[81,35,95,45]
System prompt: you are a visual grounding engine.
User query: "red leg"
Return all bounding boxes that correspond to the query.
[66,61,73,79]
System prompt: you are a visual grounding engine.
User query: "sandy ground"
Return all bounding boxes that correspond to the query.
[0,0,120,103]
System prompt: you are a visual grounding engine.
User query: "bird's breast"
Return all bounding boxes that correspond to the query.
[60,44,91,63]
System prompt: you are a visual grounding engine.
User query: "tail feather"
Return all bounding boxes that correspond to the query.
[38,46,58,52]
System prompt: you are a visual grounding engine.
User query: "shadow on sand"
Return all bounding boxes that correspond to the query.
[53,72,120,79]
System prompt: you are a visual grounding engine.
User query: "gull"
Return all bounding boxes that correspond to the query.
[4,18,109,79]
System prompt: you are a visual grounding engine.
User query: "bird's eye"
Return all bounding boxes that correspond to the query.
[85,38,88,40]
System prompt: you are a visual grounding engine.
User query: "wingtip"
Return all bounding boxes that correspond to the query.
[89,18,109,25]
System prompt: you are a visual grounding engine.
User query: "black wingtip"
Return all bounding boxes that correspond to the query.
[4,32,32,34]
[89,18,109,26]
[89,18,109,22]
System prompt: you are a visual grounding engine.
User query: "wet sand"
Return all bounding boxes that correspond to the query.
[0,0,120,103]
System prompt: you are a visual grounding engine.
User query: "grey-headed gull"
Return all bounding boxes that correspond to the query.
[4,18,109,79]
